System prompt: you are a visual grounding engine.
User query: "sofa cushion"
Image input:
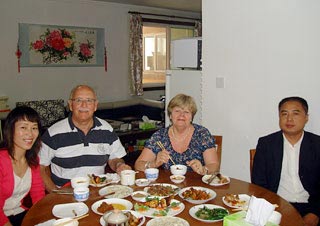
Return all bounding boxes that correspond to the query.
[16,99,66,127]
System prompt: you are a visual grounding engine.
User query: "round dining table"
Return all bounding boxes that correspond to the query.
[22,170,304,226]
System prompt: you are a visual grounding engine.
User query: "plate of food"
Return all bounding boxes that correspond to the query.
[134,197,184,218]
[135,178,150,187]
[88,173,120,187]
[52,202,89,218]
[91,198,133,215]
[189,204,229,223]
[100,210,145,226]
[99,185,133,199]
[202,174,230,186]
[146,216,189,226]
[178,186,216,204]
[143,183,179,198]
[131,191,149,202]
[222,193,251,209]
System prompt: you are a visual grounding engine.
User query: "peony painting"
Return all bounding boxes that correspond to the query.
[19,23,104,67]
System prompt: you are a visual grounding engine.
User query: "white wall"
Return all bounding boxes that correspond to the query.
[202,0,320,182]
[0,0,199,107]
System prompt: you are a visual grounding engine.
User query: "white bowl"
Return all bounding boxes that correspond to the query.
[170,164,187,176]
[170,175,185,184]
[144,168,159,181]
[71,176,90,189]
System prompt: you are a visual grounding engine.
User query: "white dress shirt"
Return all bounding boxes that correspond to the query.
[277,133,309,203]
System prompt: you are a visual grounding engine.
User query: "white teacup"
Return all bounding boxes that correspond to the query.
[120,170,136,186]
[144,168,159,181]
[73,187,89,202]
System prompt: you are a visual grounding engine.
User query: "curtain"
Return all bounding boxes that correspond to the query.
[194,21,202,37]
[129,14,143,96]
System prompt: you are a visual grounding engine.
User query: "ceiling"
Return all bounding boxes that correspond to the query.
[93,0,201,13]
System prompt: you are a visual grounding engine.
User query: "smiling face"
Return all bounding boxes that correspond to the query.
[13,119,39,153]
[170,106,193,128]
[279,100,308,138]
[68,86,98,124]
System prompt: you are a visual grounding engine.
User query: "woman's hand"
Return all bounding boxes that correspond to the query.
[155,149,171,167]
[187,159,205,175]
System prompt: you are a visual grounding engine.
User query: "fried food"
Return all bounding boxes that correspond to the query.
[224,193,246,206]
[97,202,114,214]
[147,185,176,196]
[181,187,211,200]
[125,212,143,226]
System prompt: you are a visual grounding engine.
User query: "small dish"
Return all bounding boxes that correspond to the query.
[146,216,189,226]
[99,185,133,199]
[135,178,150,187]
[202,174,230,186]
[189,204,228,223]
[170,175,185,184]
[100,210,146,226]
[170,164,187,176]
[131,191,149,202]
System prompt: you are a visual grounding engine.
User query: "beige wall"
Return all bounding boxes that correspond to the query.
[0,0,199,107]
[202,0,320,181]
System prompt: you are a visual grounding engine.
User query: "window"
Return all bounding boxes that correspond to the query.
[142,25,195,85]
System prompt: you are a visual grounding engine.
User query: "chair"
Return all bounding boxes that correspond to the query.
[16,99,66,128]
[213,135,222,170]
[250,149,256,178]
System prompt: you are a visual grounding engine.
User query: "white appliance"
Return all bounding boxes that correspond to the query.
[165,70,202,126]
[171,37,202,69]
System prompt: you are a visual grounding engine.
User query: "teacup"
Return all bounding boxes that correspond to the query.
[144,168,159,181]
[73,187,89,202]
[120,170,136,186]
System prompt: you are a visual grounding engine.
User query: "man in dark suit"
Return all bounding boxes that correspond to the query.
[252,96,320,226]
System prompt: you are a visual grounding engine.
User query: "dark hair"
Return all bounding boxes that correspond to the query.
[3,106,42,167]
[278,96,309,114]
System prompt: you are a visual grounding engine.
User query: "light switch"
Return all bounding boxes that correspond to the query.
[216,77,225,88]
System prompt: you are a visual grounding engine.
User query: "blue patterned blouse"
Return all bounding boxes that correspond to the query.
[144,124,216,171]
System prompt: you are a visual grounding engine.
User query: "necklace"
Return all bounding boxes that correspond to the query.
[171,126,191,142]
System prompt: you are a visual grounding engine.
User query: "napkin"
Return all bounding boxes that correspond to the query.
[245,196,275,226]
[35,219,56,226]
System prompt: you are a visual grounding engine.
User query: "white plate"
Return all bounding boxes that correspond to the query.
[222,194,251,209]
[202,174,231,186]
[135,178,150,187]
[178,186,216,204]
[89,174,120,187]
[143,183,179,198]
[91,198,133,215]
[99,210,146,226]
[52,202,89,219]
[146,216,189,226]
[131,191,149,202]
[189,204,228,223]
[99,185,133,198]
[134,199,184,218]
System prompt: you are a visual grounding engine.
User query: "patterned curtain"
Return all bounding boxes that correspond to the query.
[194,20,202,37]
[129,14,143,96]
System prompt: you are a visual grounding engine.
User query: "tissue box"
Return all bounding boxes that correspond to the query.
[139,121,156,130]
[223,211,278,226]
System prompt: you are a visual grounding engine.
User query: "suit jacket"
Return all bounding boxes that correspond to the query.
[252,131,320,217]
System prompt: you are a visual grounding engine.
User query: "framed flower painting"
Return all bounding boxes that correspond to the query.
[18,23,105,67]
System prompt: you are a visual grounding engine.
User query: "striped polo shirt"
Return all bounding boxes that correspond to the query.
[39,115,126,186]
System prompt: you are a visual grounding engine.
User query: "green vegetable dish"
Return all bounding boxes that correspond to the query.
[195,206,228,220]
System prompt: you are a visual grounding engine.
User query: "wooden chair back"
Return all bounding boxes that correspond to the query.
[250,149,256,178]
[213,135,222,170]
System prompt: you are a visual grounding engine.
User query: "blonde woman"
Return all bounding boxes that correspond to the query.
[135,94,219,175]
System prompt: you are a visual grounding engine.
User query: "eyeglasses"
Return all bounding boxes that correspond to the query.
[71,98,96,105]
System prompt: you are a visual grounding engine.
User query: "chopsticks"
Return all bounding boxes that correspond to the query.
[54,213,89,226]
[156,141,176,165]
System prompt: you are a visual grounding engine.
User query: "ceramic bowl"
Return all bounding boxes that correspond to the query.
[71,176,90,189]
[170,175,185,184]
[170,164,187,176]
[144,168,159,181]
[73,187,90,202]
